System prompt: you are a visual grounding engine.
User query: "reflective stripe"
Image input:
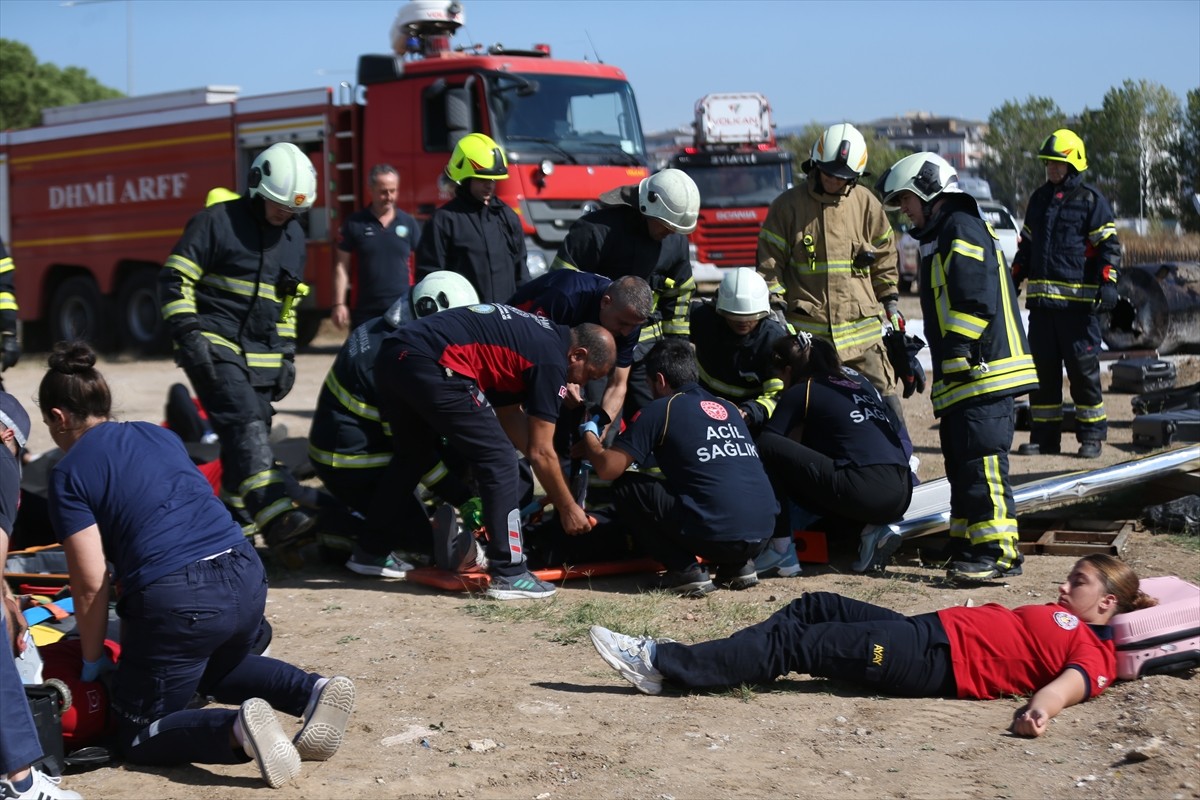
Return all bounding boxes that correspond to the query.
[785,259,855,273]
[200,331,283,367]
[0,257,13,273]
[324,372,380,422]
[1026,280,1096,303]
[1030,405,1062,423]
[199,273,280,302]
[422,460,449,488]
[254,497,294,528]
[1074,403,1106,423]
[698,364,755,399]
[949,239,984,262]
[164,254,202,281]
[758,226,788,251]
[0,294,16,312]
[791,315,882,352]
[307,444,392,469]
[1088,221,1118,244]
[931,358,1038,413]
[944,309,987,338]
[239,467,286,496]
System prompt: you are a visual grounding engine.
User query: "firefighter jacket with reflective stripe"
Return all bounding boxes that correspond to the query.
[1012,172,1121,311]
[160,197,307,384]
[757,179,898,361]
[0,238,17,334]
[552,204,694,346]
[916,195,1038,416]
[308,315,393,472]
[415,188,527,304]
[688,301,788,430]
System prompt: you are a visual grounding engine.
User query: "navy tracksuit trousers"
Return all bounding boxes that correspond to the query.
[112,539,319,765]
[654,592,955,697]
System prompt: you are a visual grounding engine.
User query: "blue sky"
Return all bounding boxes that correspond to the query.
[2,0,1197,132]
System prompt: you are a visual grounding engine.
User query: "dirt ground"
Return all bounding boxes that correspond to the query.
[4,300,1199,800]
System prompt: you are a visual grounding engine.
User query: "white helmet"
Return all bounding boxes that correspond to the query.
[248,142,317,210]
[805,123,869,181]
[875,152,960,210]
[715,267,770,320]
[638,168,700,234]
[385,271,479,327]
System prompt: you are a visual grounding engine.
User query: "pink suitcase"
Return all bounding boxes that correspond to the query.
[1110,576,1200,680]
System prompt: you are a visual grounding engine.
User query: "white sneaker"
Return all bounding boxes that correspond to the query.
[589,625,664,695]
[294,676,355,761]
[239,698,301,788]
[0,768,82,800]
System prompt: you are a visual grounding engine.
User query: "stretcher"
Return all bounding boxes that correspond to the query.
[406,558,664,592]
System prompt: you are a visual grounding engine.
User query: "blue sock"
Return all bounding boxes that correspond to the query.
[12,772,34,792]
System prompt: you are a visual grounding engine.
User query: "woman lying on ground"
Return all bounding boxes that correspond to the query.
[590,554,1155,737]
[754,331,914,576]
[39,341,355,788]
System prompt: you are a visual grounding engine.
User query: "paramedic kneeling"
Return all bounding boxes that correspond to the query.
[575,339,778,597]
[38,343,355,789]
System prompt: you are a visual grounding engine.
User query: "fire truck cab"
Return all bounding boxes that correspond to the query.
[669,93,793,270]
[0,0,649,352]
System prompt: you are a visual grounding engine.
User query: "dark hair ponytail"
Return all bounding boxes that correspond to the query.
[38,341,112,421]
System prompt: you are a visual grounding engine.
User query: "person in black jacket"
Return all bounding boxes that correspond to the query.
[1010,129,1121,459]
[0,240,20,383]
[551,168,700,420]
[415,134,527,302]
[159,142,318,563]
[876,153,1037,582]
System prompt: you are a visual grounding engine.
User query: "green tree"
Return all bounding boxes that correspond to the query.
[1172,88,1200,233]
[1077,79,1182,221]
[0,39,122,130]
[980,96,1067,216]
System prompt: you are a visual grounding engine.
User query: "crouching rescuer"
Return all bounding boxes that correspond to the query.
[159,142,319,561]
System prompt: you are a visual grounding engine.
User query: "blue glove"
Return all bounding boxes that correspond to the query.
[579,420,601,439]
[81,654,116,682]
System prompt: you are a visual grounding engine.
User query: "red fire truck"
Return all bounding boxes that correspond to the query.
[668,93,793,270]
[0,0,649,351]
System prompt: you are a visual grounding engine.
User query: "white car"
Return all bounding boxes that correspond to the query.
[977,200,1021,269]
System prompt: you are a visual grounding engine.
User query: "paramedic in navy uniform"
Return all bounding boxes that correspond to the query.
[371,304,616,600]
[575,338,777,597]
[38,342,355,789]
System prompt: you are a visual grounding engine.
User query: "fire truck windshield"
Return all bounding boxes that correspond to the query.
[488,73,646,167]
[684,162,791,208]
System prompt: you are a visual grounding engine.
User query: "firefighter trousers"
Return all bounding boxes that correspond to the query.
[938,396,1022,570]
[1027,309,1107,445]
[186,360,292,532]
[653,592,955,696]
[372,341,530,577]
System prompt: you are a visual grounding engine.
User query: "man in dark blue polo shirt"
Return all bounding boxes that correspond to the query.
[575,339,777,597]
[370,304,616,600]
[508,271,652,437]
[333,164,420,330]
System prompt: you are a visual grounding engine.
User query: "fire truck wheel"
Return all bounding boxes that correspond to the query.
[116,269,169,354]
[49,275,112,351]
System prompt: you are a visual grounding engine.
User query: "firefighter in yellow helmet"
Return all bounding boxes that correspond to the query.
[415,133,528,302]
[1010,128,1121,460]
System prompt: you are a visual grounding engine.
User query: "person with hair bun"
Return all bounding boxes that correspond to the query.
[38,342,355,789]
[753,332,913,577]
[590,554,1156,738]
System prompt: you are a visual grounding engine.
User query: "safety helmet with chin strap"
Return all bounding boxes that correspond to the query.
[803,123,870,183]
[1038,128,1088,172]
[384,270,480,327]
[248,142,317,210]
[715,267,770,321]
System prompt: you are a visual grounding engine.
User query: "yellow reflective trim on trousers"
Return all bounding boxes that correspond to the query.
[239,468,286,497]
[698,364,754,399]
[1030,405,1062,423]
[0,295,16,312]
[949,517,968,537]
[949,239,984,261]
[199,273,280,302]
[0,257,13,273]
[165,254,203,281]
[325,372,380,422]
[1074,403,1106,423]
[983,453,1009,520]
[307,444,392,469]
[759,227,788,251]
[254,497,294,528]
[944,310,987,338]
[931,364,1038,412]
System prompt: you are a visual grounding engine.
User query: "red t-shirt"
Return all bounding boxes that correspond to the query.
[937,603,1116,700]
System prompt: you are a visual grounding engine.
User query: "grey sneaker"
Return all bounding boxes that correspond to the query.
[345,547,414,579]
[714,559,759,590]
[589,625,664,695]
[486,571,556,600]
[239,697,301,788]
[754,539,802,577]
[294,676,355,761]
[661,564,715,597]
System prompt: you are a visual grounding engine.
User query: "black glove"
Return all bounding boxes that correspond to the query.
[176,330,217,386]
[273,358,296,402]
[1095,282,1119,313]
[902,334,926,399]
[0,333,20,371]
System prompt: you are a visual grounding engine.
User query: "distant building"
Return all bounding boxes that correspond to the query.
[864,112,989,172]
[644,126,692,170]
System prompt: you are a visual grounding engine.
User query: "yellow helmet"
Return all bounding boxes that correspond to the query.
[1038,128,1088,172]
[445,133,509,184]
